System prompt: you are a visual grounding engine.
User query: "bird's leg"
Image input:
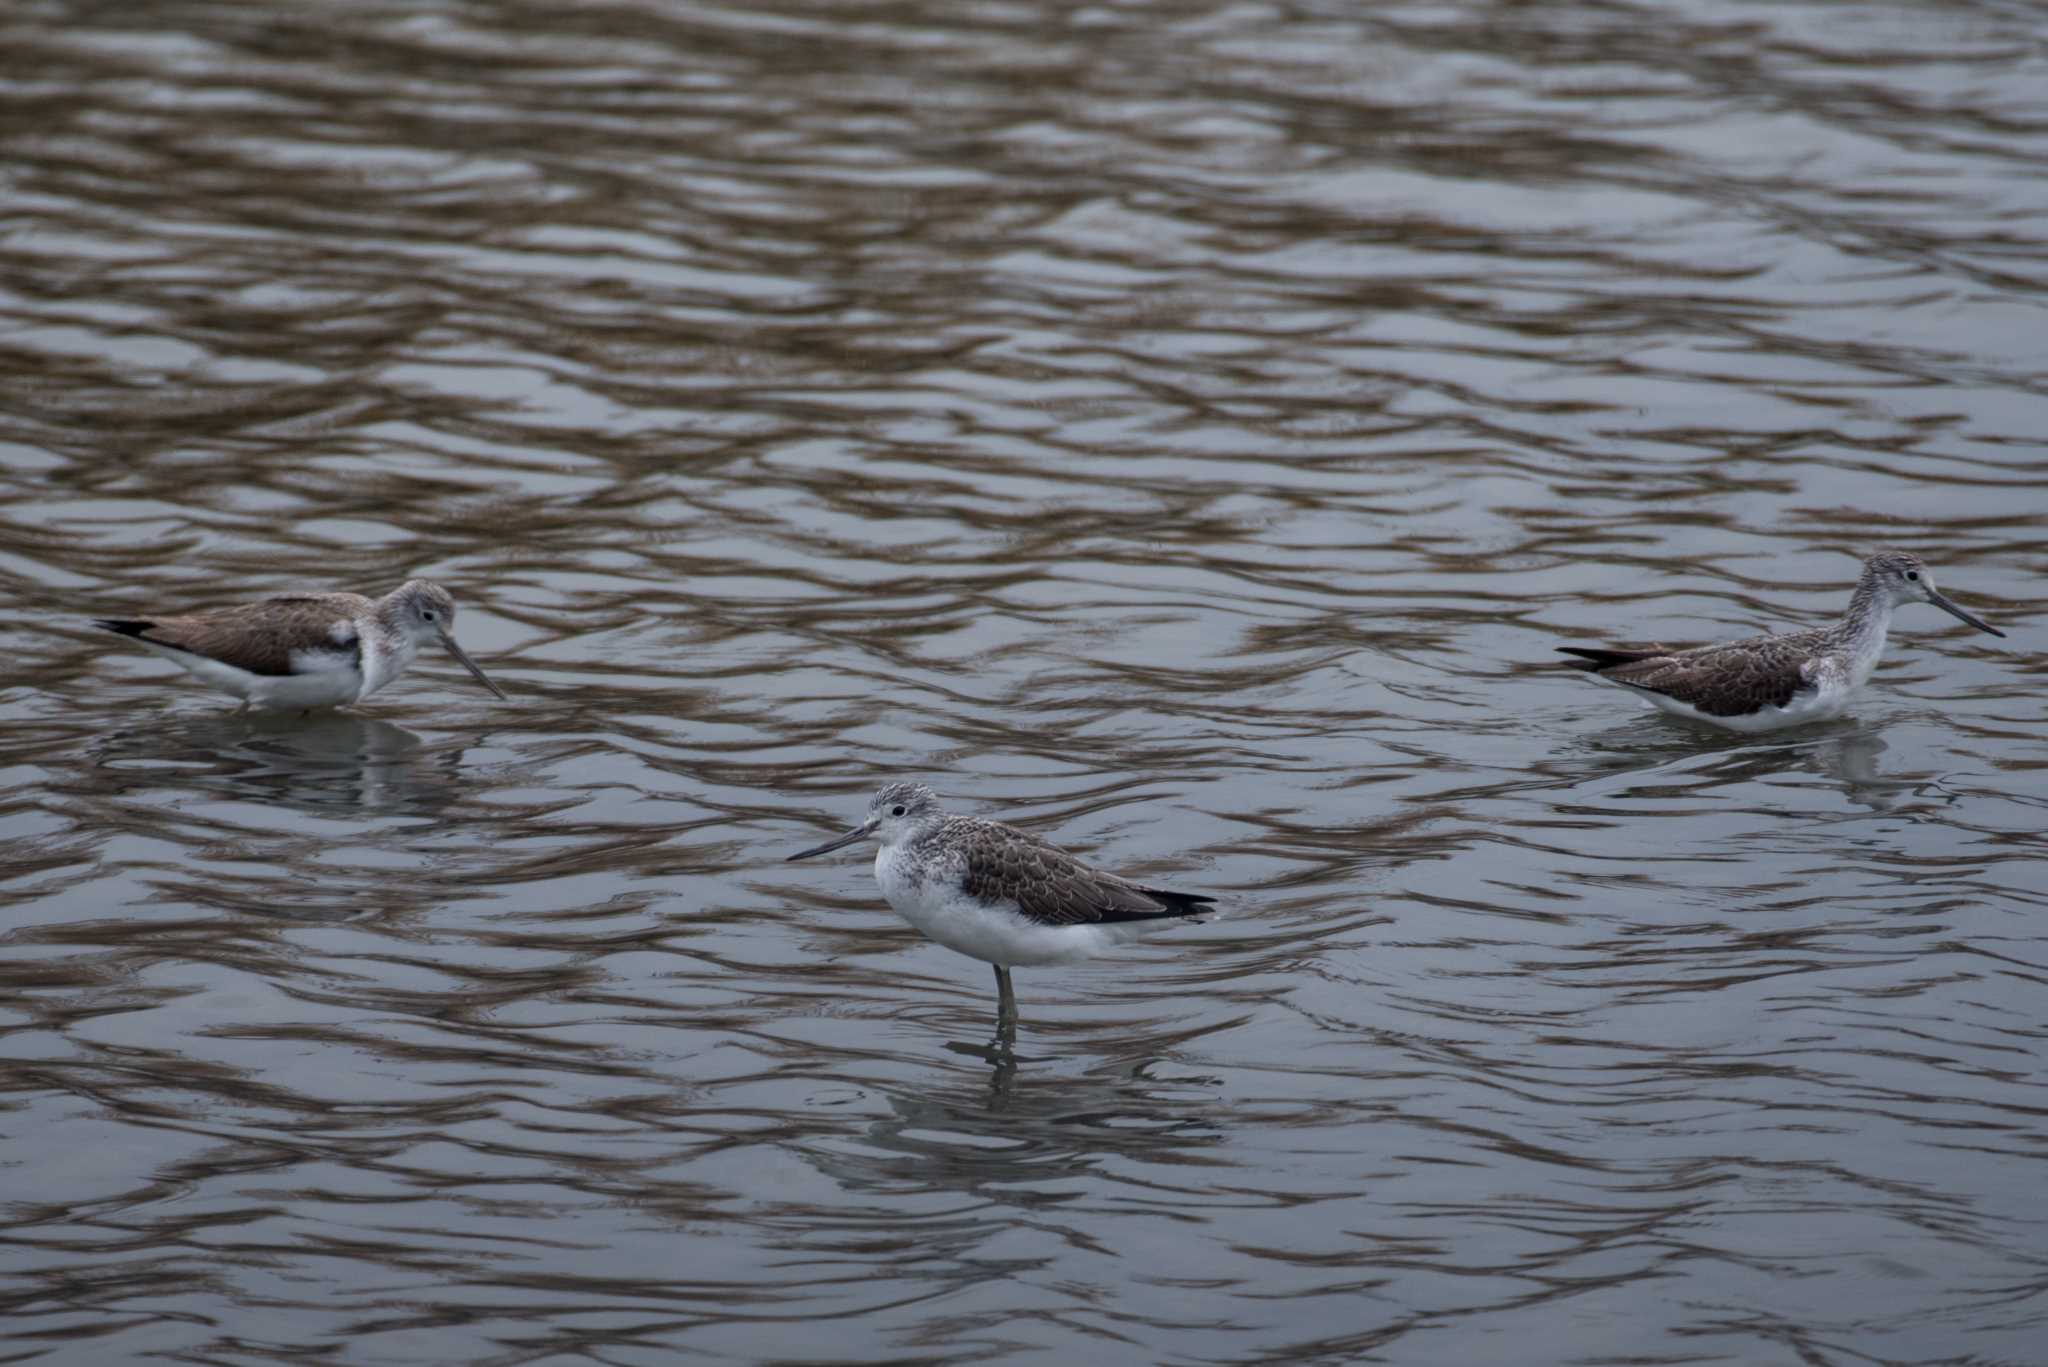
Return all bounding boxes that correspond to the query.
[993,964,1018,1043]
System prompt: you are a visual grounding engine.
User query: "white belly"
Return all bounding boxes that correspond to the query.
[246,663,367,709]
[875,846,1119,968]
[137,640,365,709]
[1629,678,1852,734]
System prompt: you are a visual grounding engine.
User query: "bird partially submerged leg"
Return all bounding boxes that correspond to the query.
[951,966,1022,1069]
[994,964,1018,1040]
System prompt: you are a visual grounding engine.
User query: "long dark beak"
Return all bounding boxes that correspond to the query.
[438,628,508,698]
[787,821,874,861]
[1927,588,2005,639]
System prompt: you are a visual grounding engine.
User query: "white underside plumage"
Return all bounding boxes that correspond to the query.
[125,638,360,708]
[124,616,413,710]
[875,841,1143,968]
[1614,677,1852,734]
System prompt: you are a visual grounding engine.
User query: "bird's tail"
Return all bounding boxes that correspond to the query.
[1136,888,1218,919]
[1556,646,1662,673]
[93,619,159,639]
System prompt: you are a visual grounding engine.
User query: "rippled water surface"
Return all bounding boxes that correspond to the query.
[4,1,2047,1362]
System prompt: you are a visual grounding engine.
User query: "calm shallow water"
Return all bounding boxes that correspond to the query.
[3,1,2047,1363]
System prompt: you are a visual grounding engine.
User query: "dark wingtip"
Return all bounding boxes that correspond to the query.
[1143,888,1218,917]
[1556,645,1661,673]
[93,618,155,638]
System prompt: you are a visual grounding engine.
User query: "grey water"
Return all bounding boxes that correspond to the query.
[3,1,2046,1363]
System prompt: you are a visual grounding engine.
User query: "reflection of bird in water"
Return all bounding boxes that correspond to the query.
[1805,729,1916,812]
[787,782,1214,1044]
[94,579,504,710]
[809,1065,1225,1199]
[1559,551,2003,733]
[1564,718,1912,814]
[91,711,465,815]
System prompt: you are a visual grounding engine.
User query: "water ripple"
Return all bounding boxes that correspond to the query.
[4,0,2047,1362]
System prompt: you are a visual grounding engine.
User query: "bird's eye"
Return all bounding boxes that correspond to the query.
[891,805,906,817]
[1904,570,1919,582]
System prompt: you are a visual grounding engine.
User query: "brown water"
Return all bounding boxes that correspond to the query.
[4,1,2047,1363]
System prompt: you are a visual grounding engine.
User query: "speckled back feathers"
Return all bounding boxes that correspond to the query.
[916,815,1215,928]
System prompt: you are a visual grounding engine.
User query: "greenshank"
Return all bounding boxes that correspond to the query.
[786,782,1214,1033]
[95,580,505,710]
[1558,550,2003,732]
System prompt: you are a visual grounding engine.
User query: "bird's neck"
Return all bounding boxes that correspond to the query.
[1833,573,1895,682]
[362,605,422,693]
[892,818,948,850]
[371,601,421,654]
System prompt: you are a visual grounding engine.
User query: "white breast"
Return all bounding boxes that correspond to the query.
[356,624,418,700]
[1842,620,1891,691]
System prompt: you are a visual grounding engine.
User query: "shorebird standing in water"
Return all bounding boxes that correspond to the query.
[786,782,1214,1036]
[1558,550,2004,733]
[94,580,506,710]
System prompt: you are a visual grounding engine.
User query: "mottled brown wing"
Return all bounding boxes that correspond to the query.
[955,821,1215,927]
[1594,637,1816,718]
[96,595,366,677]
